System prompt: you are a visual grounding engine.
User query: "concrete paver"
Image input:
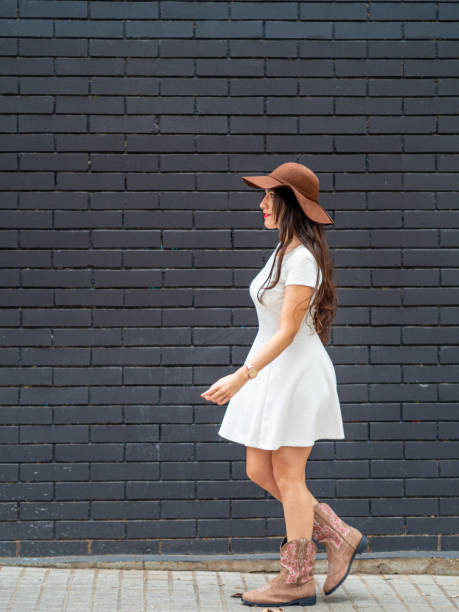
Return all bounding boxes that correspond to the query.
[0,566,458,611]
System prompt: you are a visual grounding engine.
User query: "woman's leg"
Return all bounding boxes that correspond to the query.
[246,446,320,510]
[271,445,315,541]
[246,446,283,500]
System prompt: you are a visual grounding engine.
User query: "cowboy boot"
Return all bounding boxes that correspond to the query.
[312,502,368,596]
[241,537,317,607]
[231,536,290,599]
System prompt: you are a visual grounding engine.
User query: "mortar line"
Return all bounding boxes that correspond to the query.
[432,575,459,610]
[359,574,387,611]
[167,569,174,612]
[6,567,26,612]
[382,574,411,611]
[407,573,437,610]
[33,567,50,612]
[341,582,360,610]
[61,568,75,612]
[215,570,228,612]
[191,569,201,612]
[143,567,148,612]
[89,567,98,612]
[117,569,123,612]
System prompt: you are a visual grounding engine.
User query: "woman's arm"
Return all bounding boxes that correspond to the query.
[201,284,314,405]
[239,283,314,374]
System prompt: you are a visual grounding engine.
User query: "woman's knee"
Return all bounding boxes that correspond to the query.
[246,449,274,486]
[246,464,273,487]
[271,447,312,489]
[272,468,303,491]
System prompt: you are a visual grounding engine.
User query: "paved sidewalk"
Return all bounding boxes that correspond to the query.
[0,566,458,611]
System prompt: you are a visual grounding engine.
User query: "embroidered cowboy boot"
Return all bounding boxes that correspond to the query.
[312,502,368,596]
[241,537,317,607]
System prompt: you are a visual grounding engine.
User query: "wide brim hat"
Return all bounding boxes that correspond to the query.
[242,162,334,225]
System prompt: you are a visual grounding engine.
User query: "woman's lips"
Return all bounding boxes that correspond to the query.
[263,213,270,218]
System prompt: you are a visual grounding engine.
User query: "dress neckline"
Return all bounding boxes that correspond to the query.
[275,241,304,258]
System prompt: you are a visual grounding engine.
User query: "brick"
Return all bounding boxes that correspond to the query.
[406,517,459,535]
[0,407,51,424]
[337,479,403,498]
[91,463,159,481]
[20,38,87,56]
[370,422,437,440]
[162,2,225,19]
[20,540,88,556]
[91,425,159,442]
[0,503,17,520]
[372,498,439,516]
[371,460,438,478]
[19,1,87,18]
[56,20,123,38]
[0,0,17,18]
[91,540,159,555]
[20,502,88,521]
[54,406,122,424]
[56,520,125,539]
[55,444,123,462]
[407,479,459,496]
[127,520,195,538]
[233,500,282,519]
[0,18,53,37]
[161,538,227,554]
[56,482,124,501]
[370,535,436,552]
[126,443,159,462]
[0,521,53,539]
[126,21,192,38]
[20,425,88,443]
[440,498,459,515]
[0,484,52,501]
[0,444,51,462]
[0,416,24,436]
[162,500,229,519]
[21,463,89,482]
[198,518,264,537]
[127,482,194,500]
[92,501,159,520]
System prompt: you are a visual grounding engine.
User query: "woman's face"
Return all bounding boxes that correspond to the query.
[259,189,278,229]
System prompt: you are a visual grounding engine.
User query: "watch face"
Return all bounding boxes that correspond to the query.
[249,368,257,378]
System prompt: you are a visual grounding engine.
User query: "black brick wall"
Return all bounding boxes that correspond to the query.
[0,0,458,557]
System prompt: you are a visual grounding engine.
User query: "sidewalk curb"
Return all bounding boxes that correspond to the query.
[1,551,458,574]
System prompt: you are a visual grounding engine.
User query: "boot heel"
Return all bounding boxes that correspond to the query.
[295,594,317,606]
[323,533,369,597]
[356,534,368,554]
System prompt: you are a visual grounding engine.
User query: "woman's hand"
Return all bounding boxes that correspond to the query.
[200,369,248,405]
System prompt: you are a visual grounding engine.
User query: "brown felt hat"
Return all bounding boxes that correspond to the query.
[242,162,334,225]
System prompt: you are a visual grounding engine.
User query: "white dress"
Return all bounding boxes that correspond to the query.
[218,241,345,450]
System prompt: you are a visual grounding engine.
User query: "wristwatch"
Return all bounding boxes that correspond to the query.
[244,362,258,379]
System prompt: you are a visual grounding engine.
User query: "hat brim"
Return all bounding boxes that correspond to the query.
[291,186,334,225]
[242,175,284,190]
[242,174,334,225]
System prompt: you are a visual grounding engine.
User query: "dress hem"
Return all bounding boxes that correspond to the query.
[217,431,345,451]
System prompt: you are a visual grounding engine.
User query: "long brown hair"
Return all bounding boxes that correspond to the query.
[256,186,338,346]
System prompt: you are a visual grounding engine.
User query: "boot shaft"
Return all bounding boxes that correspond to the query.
[312,502,351,548]
[280,537,317,585]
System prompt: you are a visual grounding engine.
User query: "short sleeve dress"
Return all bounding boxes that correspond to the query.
[217,241,345,450]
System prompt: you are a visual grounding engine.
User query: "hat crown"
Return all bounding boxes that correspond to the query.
[270,162,319,201]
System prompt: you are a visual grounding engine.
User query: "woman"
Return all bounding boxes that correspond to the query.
[201,162,368,608]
